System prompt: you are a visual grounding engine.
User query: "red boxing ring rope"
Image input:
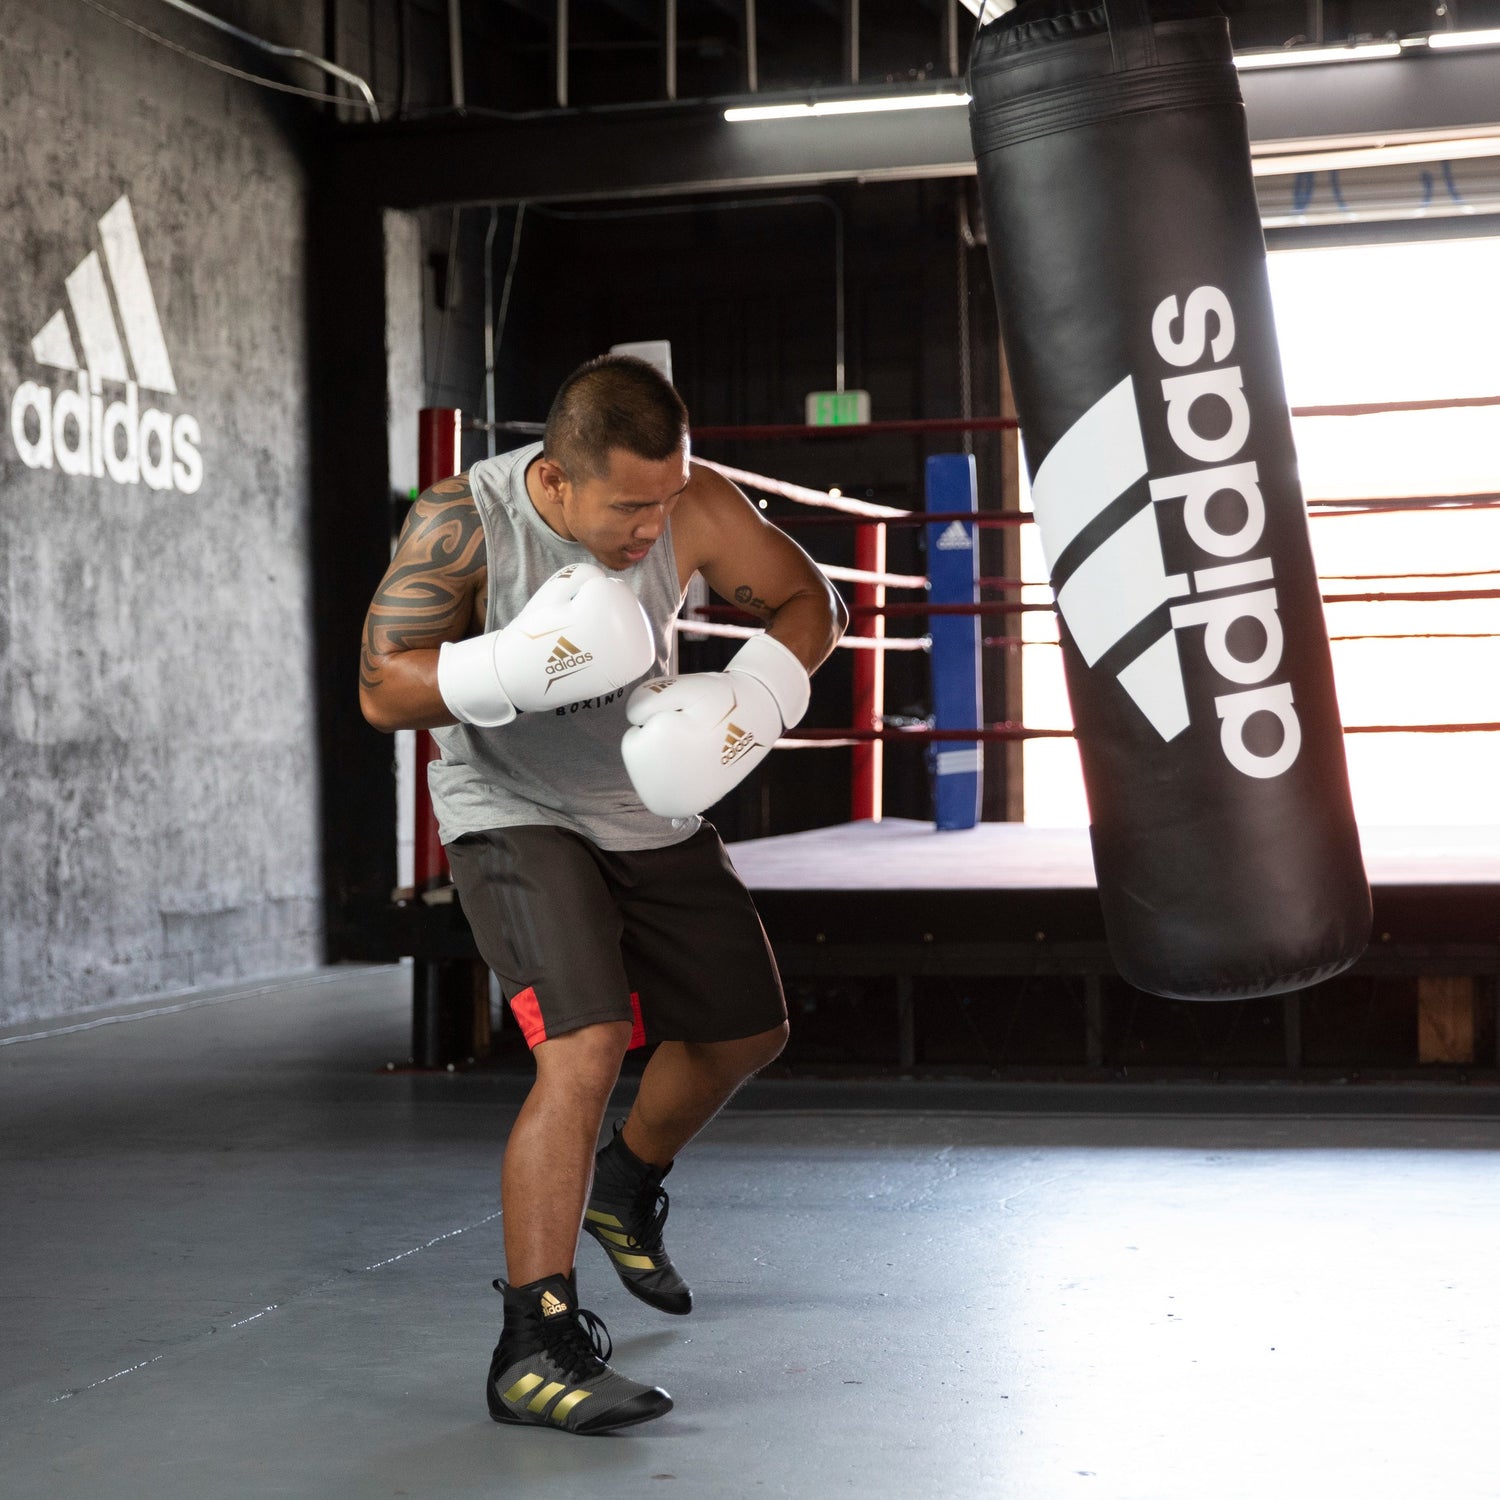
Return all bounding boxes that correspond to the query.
[413,394,1500,842]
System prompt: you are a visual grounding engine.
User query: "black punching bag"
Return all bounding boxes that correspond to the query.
[969,0,1370,998]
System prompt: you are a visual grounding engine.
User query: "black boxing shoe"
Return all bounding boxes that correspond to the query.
[582,1126,693,1316]
[486,1272,673,1435]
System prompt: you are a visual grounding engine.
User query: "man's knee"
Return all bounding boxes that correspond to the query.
[533,1018,632,1099]
[754,1020,790,1068]
[694,1021,788,1078]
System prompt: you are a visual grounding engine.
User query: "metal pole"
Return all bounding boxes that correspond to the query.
[833,202,845,393]
[448,0,466,110]
[483,209,498,458]
[412,407,463,1067]
[846,0,860,83]
[664,0,678,101]
[413,408,461,898]
[745,0,758,91]
[851,523,886,822]
[556,0,569,108]
[957,196,972,456]
[154,0,381,119]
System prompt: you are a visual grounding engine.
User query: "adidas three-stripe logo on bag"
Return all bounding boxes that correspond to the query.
[1031,284,1300,781]
[9,195,202,493]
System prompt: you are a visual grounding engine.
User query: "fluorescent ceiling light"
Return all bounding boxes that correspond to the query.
[1426,27,1500,49]
[725,92,970,123]
[1233,41,1402,69]
[1252,133,1500,176]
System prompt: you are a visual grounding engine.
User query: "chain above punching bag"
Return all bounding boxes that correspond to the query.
[967,0,1371,1000]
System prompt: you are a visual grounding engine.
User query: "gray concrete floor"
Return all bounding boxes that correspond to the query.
[5,968,1500,1500]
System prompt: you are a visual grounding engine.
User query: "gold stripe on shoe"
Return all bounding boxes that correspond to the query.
[551,1389,593,1423]
[502,1373,545,1404]
[594,1227,639,1249]
[607,1245,657,1271]
[527,1381,567,1414]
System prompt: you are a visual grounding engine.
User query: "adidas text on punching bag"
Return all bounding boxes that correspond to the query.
[969,0,1370,999]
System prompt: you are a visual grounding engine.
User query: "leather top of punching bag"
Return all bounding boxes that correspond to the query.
[973,0,1222,64]
[971,1,1242,162]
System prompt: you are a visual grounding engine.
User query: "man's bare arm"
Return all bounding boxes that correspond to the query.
[679,464,848,672]
[359,475,486,732]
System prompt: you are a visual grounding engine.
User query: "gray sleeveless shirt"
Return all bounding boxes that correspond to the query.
[428,443,698,851]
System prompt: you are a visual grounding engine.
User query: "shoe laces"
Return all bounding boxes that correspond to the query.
[540,1303,613,1383]
[630,1179,670,1257]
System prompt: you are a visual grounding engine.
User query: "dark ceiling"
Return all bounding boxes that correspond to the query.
[387,0,1500,116]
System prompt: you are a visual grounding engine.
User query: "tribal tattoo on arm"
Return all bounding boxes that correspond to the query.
[359,475,487,693]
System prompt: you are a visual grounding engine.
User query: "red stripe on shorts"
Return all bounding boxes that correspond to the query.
[628,992,646,1051]
[508,986,548,1049]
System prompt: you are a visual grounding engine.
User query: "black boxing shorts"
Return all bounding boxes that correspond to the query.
[445,823,788,1050]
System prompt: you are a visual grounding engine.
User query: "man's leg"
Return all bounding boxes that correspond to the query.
[502,1019,632,1283]
[488,1016,677,1434]
[583,827,790,1314]
[446,827,675,1431]
[619,1023,789,1167]
[582,1024,787,1316]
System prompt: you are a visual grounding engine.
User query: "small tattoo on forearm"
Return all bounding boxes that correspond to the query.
[733,584,773,617]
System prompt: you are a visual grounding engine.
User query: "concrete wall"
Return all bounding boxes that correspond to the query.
[0,1,326,1023]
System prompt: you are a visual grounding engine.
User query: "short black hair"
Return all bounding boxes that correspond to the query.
[543,354,689,483]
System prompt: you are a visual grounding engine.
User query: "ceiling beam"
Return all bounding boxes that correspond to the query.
[323,47,1500,210]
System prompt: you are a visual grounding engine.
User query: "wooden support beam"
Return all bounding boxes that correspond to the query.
[1418,975,1476,1064]
[1283,993,1303,1071]
[896,975,916,1069]
[1084,974,1105,1068]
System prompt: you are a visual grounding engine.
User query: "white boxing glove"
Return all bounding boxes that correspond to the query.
[436,563,654,727]
[621,633,811,819]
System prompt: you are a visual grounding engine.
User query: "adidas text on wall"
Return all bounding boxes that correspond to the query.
[9,196,202,494]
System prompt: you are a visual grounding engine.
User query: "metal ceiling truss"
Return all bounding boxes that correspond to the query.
[324,45,1500,210]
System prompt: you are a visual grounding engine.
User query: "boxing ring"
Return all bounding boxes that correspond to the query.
[394,393,1500,1073]
[727,818,1500,1070]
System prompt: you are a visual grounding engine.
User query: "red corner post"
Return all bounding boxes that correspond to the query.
[850,522,886,822]
[410,408,480,1069]
[414,408,461,893]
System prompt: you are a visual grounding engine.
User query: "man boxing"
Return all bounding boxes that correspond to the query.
[358,354,846,1435]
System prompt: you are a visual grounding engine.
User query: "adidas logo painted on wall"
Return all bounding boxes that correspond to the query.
[1031,284,1299,781]
[8,195,202,493]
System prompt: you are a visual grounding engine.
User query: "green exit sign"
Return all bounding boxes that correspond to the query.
[805,389,871,426]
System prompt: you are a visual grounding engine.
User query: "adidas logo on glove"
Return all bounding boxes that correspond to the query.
[622,633,811,820]
[545,635,594,682]
[720,722,758,766]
